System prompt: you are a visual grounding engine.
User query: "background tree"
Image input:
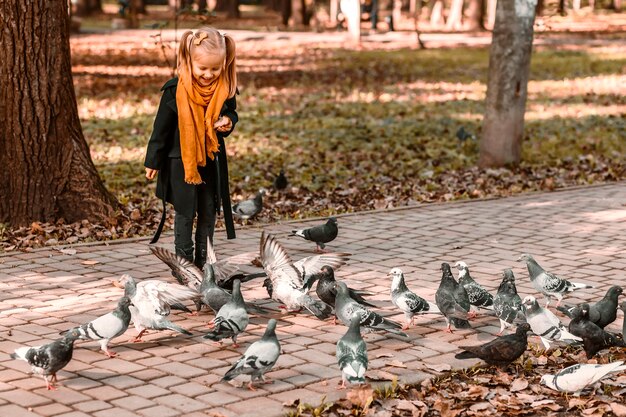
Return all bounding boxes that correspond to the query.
[0,0,117,226]
[479,0,538,167]
[73,0,102,17]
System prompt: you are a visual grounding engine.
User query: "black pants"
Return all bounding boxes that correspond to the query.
[174,177,216,269]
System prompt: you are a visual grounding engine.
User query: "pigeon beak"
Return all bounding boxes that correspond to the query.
[112,280,124,289]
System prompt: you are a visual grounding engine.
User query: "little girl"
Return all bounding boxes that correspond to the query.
[144,27,238,269]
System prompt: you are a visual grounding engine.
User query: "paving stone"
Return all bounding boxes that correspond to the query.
[110,395,156,411]
[0,404,41,417]
[31,403,74,416]
[0,389,52,407]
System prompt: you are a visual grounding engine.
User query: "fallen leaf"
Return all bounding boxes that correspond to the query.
[376,352,394,358]
[568,397,589,409]
[59,248,77,255]
[469,402,491,412]
[385,360,407,368]
[611,403,626,417]
[282,398,300,407]
[81,260,100,265]
[346,384,374,409]
[395,400,416,411]
[433,398,461,417]
[510,378,529,392]
[425,363,451,372]
[367,370,397,381]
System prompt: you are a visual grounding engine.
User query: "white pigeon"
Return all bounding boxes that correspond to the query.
[69,296,133,357]
[455,261,494,312]
[388,267,440,329]
[259,232,349,319]
[541,361,626,395]
[518,254,593,307]
[521,295,582,349]
[115,274,196,342]
[222,318,281,390]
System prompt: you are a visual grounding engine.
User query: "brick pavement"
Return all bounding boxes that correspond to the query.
[1,183,625,417]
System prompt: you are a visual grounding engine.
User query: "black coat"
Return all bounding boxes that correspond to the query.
[144,78,238,239]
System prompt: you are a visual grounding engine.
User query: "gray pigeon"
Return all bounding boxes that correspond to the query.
[334,281,407,337]
[455,323,531,369]
[521,295,581,349]
[389,267,440,329]
[222,319,281,390]
[116,274,195,342]
[567,303,626,359]
[203,280,249,346]
[493,269,525,335]
[233,190,265,222]
[290,217,338,253]
[260,232,348,319]
[557,285,623,329]
[541,361,626,395]
[311,265,375,317]
[336,314,368,389]
[69,296,133,357]
[199,264,233,315]
[435,262,471,332]
[11,328,82,390]
[455,261,494,313]
[518,254,593,307]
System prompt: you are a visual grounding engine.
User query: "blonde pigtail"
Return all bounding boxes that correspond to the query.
[224,34,237,98]
[177,30,194,76]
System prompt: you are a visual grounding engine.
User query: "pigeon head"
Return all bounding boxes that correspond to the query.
[388,268,404,291]
[63,328,82,342]
[579,303,590,318]
[348,313,362,332]
[522,296,539,313]
[231,279,243,302]
[118,296,133,308]
[320,265,335,279]
[607,286,623,300]
[454,261,468,272]
[440,263,456,282]
[334,281,349,296]
[327,217,337,225]
[115,274,137,298]
[516,323,531,334]
[540,374,555,388]
[517,254,534,263]
[502,269,516,282]
[263,319,278,340]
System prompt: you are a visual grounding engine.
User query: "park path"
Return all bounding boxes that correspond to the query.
[1,183,625,417]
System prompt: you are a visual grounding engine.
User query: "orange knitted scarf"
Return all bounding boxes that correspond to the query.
[176,59,229,184]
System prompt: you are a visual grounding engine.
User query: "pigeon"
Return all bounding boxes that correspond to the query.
[233,189,265,222]
[567,303,626,359]
[518,254,593,307]
[521,295,581,350]
[541,361,626,395]
[312,265,375,314]
[260,232,349,320]
[456,126,475,143]
[11,328,82,390]
[556,285,623,329]
[115,274,195,342]
[290,217,338,253]
[455,323,531,369]
[68,296,133,357]
[388,267,440,329]
[336,314,368,389]
[273,169,288,191]
[262,277,273,298]
[150,241,261,293]
[222,319,281,390]
[435,262,471,332]
[455,261,494,312]
[493,269,525,335]
[203,280,249,346]
[334,281,407,337]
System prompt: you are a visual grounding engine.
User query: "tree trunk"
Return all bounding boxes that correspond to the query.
[485,0,496,28]
[479,0,537,168]
[464,0,484,30]
[74,0,102,16]
[330,0,339,24]
[0,0,116,226]
[340,0,361,43]
[446,0,464,30]
[558,0,566,15]
[289,0,305,25]
[613,0,622,11]
[281,0,291,25]
[132,0,146,14]
[430,0,445,27]
[535,0,544,16]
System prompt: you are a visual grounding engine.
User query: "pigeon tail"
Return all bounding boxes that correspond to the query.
[565,282,594,292]
[454,350,477,360]
[160,321,193,336]
[301,295,333,320]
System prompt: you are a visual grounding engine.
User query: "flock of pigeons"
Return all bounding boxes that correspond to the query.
[10,217,626,396]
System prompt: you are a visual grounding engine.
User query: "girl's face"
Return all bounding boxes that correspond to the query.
[191,48,224,87]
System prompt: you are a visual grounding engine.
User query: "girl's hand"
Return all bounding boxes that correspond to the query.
[214,116,232,132]
[145,168,158,180]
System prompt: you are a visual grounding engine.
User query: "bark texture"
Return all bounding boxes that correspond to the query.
[0,0,116,226]
[479,0,537,167]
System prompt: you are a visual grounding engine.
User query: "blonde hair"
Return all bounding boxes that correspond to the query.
[177,27,237,98]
